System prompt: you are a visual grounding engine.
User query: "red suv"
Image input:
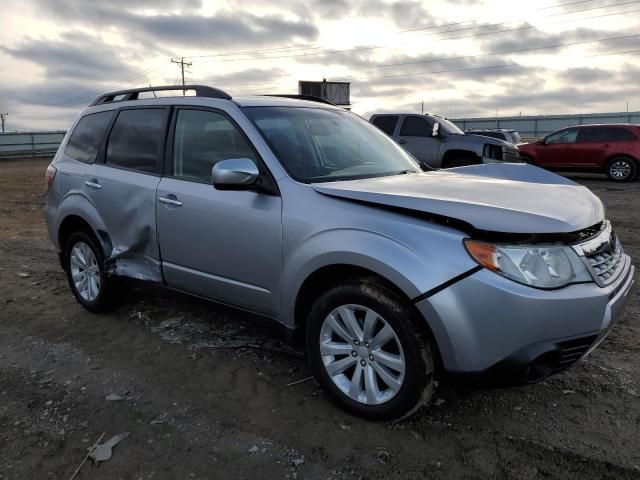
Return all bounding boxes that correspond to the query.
[519,124,640,182]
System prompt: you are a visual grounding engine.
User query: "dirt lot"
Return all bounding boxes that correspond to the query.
[0,157,639,479]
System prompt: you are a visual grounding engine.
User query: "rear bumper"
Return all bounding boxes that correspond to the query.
[416,255,634,382]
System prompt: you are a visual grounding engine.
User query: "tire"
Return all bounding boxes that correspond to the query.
[63,230,118,312]
[443,157,476,168]
[306,278,436,420]
[606,157,637,182]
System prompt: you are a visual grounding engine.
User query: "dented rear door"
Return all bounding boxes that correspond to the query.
[87,107,168,282]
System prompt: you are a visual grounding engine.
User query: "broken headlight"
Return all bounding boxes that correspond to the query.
[464,240,592,288]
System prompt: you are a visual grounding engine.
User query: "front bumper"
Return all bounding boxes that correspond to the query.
[416,254,634,382]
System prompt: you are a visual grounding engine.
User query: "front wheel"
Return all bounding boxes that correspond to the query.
[306,279,436,420]
[606,157,637,182]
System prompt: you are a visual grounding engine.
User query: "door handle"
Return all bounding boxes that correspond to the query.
[603,144,612,147]
[398,139,407,144]
[85,179,101,189]
[158,195,183,207]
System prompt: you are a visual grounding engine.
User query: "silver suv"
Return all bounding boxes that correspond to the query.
[45,85,634,420]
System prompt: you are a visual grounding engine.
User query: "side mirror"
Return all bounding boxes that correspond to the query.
[536,138,546,145]
[212,158,259,190]
[432,122,440,137]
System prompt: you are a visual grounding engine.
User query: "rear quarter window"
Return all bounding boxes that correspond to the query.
[65,111,114,163]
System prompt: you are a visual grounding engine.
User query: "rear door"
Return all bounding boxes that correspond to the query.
[86,107,168,281]
[156,107,283,316]
[575,126,611,167]
[397,116,440,165]
[536,127,579,168]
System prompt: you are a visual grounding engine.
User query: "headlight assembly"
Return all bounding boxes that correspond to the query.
[464,239,592,288]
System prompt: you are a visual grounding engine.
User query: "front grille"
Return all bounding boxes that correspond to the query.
[586,243,624,283]
[576,221,624,286]
[552,335,598,373]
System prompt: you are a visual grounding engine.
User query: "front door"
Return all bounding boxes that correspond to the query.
[397,116,441,166]
[536,127,579,168]
[156,108,283,316]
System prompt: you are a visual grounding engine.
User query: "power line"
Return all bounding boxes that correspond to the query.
[188,0,640,62]
[208,33,640,87]
[50,64,167,108]
[184,0,626,60]
[230,47,640,94]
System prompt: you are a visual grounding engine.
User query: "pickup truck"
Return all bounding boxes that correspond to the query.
[370,113,520,168]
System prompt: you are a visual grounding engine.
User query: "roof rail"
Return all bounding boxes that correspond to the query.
[262,94,336,106]
[89,85,232,106]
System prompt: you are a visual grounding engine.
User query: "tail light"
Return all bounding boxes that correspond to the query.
[45,164,57,191]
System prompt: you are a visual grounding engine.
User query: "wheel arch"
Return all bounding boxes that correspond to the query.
[54,195,113,259]
[441,149,481,167]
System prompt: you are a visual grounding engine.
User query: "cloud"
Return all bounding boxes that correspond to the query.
[32,0,319,52]
[1,32,136,80]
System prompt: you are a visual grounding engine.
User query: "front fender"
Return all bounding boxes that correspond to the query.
[281,227,472,328]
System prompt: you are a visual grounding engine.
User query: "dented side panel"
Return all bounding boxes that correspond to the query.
[86,163,163,282]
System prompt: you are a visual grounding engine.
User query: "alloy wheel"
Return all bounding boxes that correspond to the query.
[69,241,101,302]
[319,304,405,405]
[610,159,632,180]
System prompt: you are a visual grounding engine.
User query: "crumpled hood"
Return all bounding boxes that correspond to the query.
[312,164,604,234]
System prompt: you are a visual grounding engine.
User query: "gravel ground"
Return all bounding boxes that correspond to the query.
[1,157,639,479]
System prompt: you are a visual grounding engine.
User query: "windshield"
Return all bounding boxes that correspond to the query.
[244,107,421,183]
[435,117,464,135]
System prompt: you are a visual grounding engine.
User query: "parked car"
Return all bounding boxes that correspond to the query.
[45,86,634,420]
[465,128,523,145]
[518,124,640,182]
[369,113,520,168]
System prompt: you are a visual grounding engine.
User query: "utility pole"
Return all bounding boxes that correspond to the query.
[0,113,7,133]
[171,57,192,95]
[421,101,424,115]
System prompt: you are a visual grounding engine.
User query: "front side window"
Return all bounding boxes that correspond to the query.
[245,107,420,183]
[545,128,578,145]
[400,116,432,137]
[172,109,258,183]
[106,109,166,174]
[65,111,114,163]
[371,115,399,136]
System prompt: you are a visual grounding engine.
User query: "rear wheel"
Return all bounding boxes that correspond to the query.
[306,279,436,420]
[606,157,637,182]
[63,231,118,312]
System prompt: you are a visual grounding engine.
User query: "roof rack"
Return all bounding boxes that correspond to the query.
[262,94,336,106]
[89,85,232,106]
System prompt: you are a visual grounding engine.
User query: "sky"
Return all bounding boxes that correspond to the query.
[0,0,639,131]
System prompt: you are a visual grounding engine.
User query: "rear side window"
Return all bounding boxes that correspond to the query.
[106,109,166,174]
[610,127,637,141]
[172,109,258,183]
[65,111,114,163]
[577,127,608,143]
[400,116,432,137]
[372,116,399,136]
